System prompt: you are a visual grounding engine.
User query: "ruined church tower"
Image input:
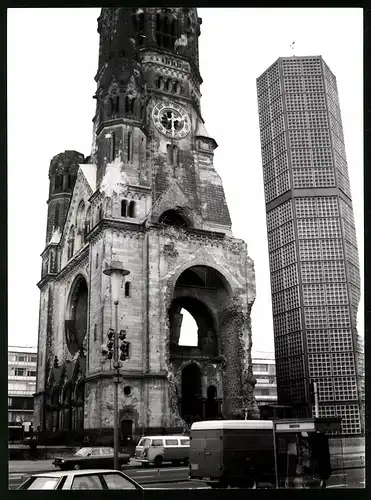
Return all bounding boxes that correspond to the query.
[34,8,258,438]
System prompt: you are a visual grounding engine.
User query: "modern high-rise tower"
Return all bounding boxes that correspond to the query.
[256,56,362,434]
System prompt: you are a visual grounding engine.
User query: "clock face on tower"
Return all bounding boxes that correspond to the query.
[152,101,191,139]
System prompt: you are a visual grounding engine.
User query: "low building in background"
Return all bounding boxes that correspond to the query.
[8,346,37,442]
[252,352,277,407]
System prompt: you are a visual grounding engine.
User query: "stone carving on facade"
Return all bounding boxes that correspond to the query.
[163,242,179,259]
[80,334,88,357]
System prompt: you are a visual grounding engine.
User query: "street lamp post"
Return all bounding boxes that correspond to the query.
[103,261,130,470]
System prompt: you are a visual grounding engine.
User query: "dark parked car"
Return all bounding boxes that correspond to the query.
[52,447,130,470]
[17,469,143,491]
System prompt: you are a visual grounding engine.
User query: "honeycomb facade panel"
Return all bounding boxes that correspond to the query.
[257,55,362,434]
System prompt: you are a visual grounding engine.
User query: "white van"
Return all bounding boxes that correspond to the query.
[135,435,190,467]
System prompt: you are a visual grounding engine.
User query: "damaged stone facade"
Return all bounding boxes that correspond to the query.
[34,7,258,439]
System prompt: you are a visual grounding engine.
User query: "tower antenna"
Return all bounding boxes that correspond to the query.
[290,41,296,57]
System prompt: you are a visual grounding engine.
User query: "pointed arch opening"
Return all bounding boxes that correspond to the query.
[121,199,127,217]
[54,203,60,229]
[67,225,75,260]
[128,200,136,218]
[65,275,88,356]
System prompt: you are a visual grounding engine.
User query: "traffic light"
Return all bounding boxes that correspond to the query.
[118,329,127,341]
[101,344,108,356]
[105,328,115,359]
[119,341,130,361]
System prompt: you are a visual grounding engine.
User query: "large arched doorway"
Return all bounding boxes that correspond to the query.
[168,265,233,423]
[181,363,202,424]
[65,276,88,355]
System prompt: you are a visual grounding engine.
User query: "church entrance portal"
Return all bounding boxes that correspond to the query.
[121,419,133,446]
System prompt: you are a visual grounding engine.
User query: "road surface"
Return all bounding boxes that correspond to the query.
[9,462,365,490]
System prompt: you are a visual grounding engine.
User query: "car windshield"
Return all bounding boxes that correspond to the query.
[75,448,91,457]
[23,477,60,490]
[138,438,150,447]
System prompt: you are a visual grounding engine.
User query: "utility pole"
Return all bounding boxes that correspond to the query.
[102,261,130,470]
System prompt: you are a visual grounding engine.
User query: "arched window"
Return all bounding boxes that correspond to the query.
[128,200,135,218]
[96,253,99,269]
[54,204,60,229]
[173,145,179,166]
[125,282,131,297]
[156,13,178,51]
[127,132,132,161]
[132,10,145,46]
[85,206,91,235]
[54,175,63,190]
[108,94,119,117]
[167,144,173,165]
[67,226,75,260]
[76,201,86,247]
[125,95,135,115]
[159,209,188,228]
[98,205,103,220]
[113,94,119,114]
[111,131,116,161]
[121,200,127,217]
[158,76,163,89]
[48,252,54,273]
[165,79,171,92]
[167,145,179,166]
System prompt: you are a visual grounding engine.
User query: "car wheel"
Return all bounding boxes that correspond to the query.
[154,456,163,468]
[73,464,81,470]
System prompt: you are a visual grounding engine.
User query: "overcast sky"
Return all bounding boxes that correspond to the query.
[8,8,363,355]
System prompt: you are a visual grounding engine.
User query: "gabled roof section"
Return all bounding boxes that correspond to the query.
[79,164,97,193]
[150,180,197,221]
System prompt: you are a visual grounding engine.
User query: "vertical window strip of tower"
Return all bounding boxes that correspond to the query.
[257,63,291,204]
[281,59,338,191]
[267,196,306,405]
[294,194,360,433]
